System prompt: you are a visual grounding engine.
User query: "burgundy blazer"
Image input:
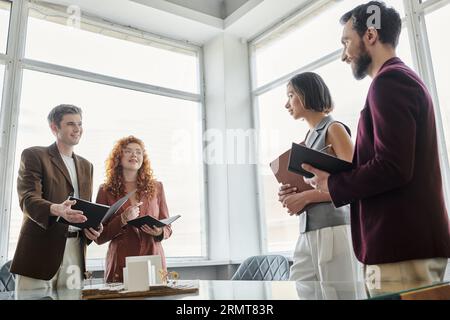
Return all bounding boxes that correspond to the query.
[329,58,450,265]
[95,181,172,283]
[11,143,93,280]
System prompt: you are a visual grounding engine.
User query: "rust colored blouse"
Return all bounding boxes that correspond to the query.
[95,181,172,283]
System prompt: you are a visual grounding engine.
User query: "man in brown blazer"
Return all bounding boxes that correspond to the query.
[11,104,103,292]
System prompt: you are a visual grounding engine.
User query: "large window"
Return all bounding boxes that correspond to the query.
[26,6,199,93]
[252,0,413,253]
[0,0,10,112]
[0,0,11,53]
[7,2,205,262]
[254,0,405,87]
[256,62,372,252]
[425,3,450,168]
[8,71,204,260]
[0,64,4,107]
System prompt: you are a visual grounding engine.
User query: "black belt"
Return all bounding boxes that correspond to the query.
[65,231,80,238]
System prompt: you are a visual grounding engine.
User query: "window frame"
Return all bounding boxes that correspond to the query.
[0,0,12,54]
[0,0,21,266]
[404,0,450,206]
[0,0,208,266]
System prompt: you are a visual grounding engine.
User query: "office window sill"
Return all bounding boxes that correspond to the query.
[86,258,239,272]
[167,259,233,268]
[86,253,294,272]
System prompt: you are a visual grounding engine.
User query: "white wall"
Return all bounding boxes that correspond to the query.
[204,32,261,261]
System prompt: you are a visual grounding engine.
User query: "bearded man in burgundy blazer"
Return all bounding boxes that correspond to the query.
[287,1,450,283]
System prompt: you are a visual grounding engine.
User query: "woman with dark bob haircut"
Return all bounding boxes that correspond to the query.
[278,72,360,282]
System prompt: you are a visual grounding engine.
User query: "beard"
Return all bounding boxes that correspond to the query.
[352,41,372,80]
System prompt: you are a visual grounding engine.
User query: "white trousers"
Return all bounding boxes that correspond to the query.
[15,238,83,300]
[290,225,362,282]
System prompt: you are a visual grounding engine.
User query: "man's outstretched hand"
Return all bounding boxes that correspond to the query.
[50,199,87,223]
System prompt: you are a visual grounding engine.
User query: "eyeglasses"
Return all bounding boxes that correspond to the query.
[123,149,143,156]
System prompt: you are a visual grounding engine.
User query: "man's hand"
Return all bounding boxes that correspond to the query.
[282,192,310,216]
[302,164,330,193]
[278,184,297,203]
[50,199,87,224]
[141,225,163,237]
[84,223,103,241]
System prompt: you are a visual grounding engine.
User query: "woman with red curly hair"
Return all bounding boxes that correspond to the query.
[95,136,172,283]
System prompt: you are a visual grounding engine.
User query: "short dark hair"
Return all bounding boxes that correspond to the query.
[340,1,402,48]
[47,104,82,127]
[288,72,334,114]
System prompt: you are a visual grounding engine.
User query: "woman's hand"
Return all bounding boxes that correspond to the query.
[121,202,143,225]
[84,224,103,241]
[141,224,163,237]
[282,192,310,216]
[278,184,297,203]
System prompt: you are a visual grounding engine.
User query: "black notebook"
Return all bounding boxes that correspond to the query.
[127,214,181,228]
[57,190,136,229]
[288,142,353,178]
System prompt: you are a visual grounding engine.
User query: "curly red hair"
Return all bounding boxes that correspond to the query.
[103,136,156,200]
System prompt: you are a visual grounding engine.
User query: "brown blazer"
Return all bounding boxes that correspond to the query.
[95,182,172,283]
[10,143,93,280]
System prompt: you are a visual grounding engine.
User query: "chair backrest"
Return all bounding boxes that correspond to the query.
[0,260,15,292]
[231,255,290,281]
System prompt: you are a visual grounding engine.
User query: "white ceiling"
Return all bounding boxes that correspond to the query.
[162,0,252,19]
[43,0,311,45]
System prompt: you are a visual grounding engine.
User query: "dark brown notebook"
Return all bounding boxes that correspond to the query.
[270,148,314,193]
